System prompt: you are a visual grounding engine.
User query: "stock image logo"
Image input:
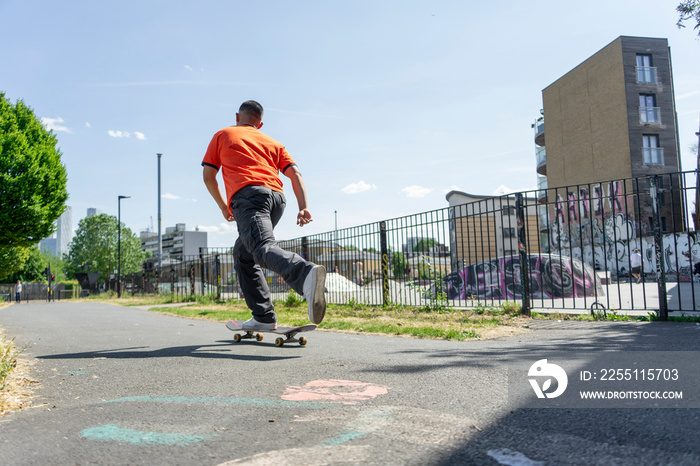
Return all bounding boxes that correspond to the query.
[528,359,568,399]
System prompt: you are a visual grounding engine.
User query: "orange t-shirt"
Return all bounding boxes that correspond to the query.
[201,125,296,206]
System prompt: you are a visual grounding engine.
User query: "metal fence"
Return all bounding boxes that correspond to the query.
[7,171,699,318]
[0,282,81,302]
[132,170,699,318]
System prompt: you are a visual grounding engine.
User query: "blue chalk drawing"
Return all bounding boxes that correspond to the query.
[81,424,210,446]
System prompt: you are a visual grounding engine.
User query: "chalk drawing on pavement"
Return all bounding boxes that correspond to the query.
[81,424,211,446]
[280,379,390,405]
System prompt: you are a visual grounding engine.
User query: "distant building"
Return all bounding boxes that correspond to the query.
[140,223,207,261]
[86,207,102,218]
[39,237,57,255]
[38,206,72,257]
[446,191,540,267]
[56,206,72,256]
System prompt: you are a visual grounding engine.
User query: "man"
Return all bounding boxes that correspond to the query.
[15,280,22,303]
[202,100,326,331]
[630,248,643,283]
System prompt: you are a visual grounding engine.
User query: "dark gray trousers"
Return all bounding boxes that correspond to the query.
[230,185,313,323]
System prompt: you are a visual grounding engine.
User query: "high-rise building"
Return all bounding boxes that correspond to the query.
[39,237,57,255]
[86,207,102,218]
[537,36,683,236]
[56,206,72,256]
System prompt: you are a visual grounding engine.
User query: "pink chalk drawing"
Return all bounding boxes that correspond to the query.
[281,379,390,405]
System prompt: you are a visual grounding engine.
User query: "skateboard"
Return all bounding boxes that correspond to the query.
[225,320,316,347]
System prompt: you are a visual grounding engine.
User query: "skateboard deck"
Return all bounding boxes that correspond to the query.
[226,320,316,347]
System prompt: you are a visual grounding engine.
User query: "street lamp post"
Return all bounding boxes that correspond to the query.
[117,195,131,298]
[157,153,162,269]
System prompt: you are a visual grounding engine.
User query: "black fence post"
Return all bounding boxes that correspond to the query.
[215,254,221,301]
[301,236,309,261]
[380,221,390,306]
[651,175,668,320]
[199,251,205,297]
[516,193,531,316]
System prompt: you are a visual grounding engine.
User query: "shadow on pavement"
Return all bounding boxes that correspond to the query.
[366,321,700,464]
[36,342,300,362]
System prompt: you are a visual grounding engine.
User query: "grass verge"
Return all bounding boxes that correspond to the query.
[78,293,700,340]
[140,294,530,341]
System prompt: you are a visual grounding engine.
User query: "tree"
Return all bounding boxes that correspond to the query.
[0,246,30,282]
[0,93,68,248]
[65,214,147,280]
[413,238,437,254]
[0,245,45,283]
[677,1,700,35]
[390,252,408,279]
[39,248,69,283]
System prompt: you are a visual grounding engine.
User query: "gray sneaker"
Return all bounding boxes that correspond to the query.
[303,265,326,324]
[240,317,277,331]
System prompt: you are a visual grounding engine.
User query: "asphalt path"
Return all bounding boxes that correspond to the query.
[1,301,700,465]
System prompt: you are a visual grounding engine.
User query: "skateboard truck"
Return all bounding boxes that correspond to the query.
[226,320,315,347]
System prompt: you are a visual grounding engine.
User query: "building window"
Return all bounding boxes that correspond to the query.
[503,228,516,238]
[639,94,661,125]
[636,54,657,84]
[502,206,516,215]
[642,134,663,165]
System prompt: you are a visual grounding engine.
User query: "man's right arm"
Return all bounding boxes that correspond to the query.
[283,164,312,227]
[202,165,233,222]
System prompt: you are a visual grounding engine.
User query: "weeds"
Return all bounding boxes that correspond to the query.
[0,339,22,391]
[283,290,304,307]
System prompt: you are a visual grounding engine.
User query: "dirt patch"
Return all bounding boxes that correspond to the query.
[1,327,37,417]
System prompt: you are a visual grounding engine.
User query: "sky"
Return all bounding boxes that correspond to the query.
[2,0,699,248]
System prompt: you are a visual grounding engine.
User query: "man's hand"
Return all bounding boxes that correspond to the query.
[297,209,312,226]
[221,206,234,222]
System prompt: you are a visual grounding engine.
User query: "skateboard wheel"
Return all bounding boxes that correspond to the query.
[275,337,284,347]
[299,337,307,346]
[233,334,242,343]
[256,333,264,342]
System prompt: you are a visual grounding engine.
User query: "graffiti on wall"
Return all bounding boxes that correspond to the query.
[546,180,699,282]
[549,181,637,250]
[443,254,602,300]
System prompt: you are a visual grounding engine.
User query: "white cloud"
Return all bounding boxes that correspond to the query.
[108,130,130,138]
[107,130,147,140]
[341,181,377,194]
[401,185,433,198]
[184,65,193,71]
[41,117,71,133]
[198,222,237,234]
[162,193,180,200]
[492,185,517,195]
[85,122,91,128]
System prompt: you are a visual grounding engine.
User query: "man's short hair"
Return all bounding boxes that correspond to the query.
[239,100,263,119]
